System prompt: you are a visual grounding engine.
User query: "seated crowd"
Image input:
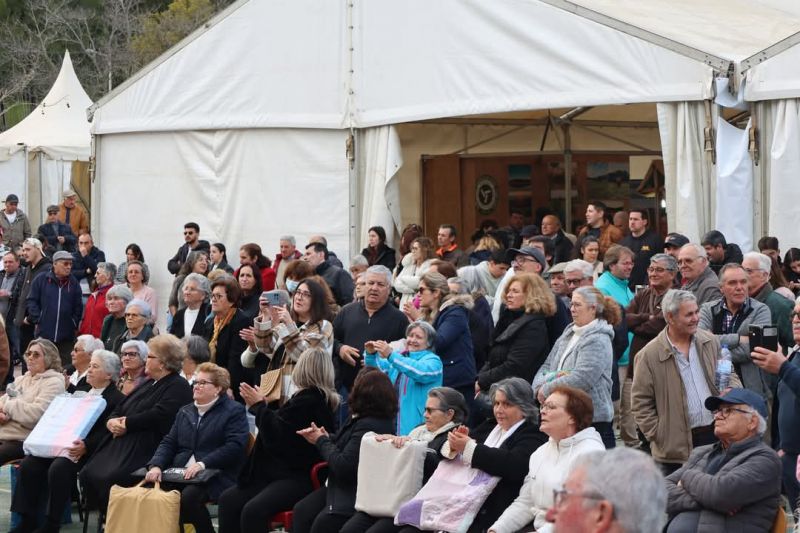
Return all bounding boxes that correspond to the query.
[0,192,796,532]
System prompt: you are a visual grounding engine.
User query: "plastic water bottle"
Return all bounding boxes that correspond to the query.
[716,345,733,390]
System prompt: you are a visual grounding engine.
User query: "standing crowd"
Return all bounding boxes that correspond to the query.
[0,190,794,532]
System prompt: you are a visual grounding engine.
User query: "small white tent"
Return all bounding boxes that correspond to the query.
[0,50,93,222]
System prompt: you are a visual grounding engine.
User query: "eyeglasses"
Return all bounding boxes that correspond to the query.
[712,406,753,419]
[146,355,158,360]
[417,287,433,294]
[210,293,226,301]
[540,402,563,412]
[677,257,702,265]
[647,266,671,273]
[552,487,609,510]
[565,278,583,286]
[424,407,449,414]
[121,351,140,358]
[514,256,536,264]
[295,290,313,299]
[24,351,43,359]
[193,380,214,387]
[124,313,144,318]
[791,311,800,320]
[183,231,195,236]
[742,267,765,275]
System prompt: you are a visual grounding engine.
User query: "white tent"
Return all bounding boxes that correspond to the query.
[0,50,93,222]
[89,0,800,325]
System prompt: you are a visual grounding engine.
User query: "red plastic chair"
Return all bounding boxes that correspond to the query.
[269,461,328,530]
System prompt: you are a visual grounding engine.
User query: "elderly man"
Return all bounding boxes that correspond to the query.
[578,201,623,259]
[541,214,574,264]
[563,259,595,298]
[678,244,722,305]
[623,253,678,447]
[548,262,570,307]
[349,254,369,280]
[665,389,781,532]
[15,238,52,359]
[57,189,89,237]
[332,265,408,422]
[304,241,353,306]
[0,194,32,251]
[744,251,794,350]
[27,250,83,365]
[545,447,667,532]
[701,230,743,276]
[37,205,77,255]
[633,289,741,475]
[0,252,24,366]
[698,263,772,399]
[273,235,301,289]
[751,304,800,511]
[71,233,106,283]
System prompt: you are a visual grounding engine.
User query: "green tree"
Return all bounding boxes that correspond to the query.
[131,0,216,66]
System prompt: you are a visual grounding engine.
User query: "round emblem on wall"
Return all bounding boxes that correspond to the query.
[475,175,498,215]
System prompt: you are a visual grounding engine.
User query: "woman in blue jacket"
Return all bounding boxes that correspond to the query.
[365,320,443,435]
[145,362,249,533]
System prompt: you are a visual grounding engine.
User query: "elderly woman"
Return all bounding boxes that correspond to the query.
[118,339,149,395]
[364,320,443,435]
[100,285,134,351]
[350,255,369,281]
[340,387,468,533]
[182,335,211,383]
[115,243,148,284]
[293,368,397,533]
[242,279,334,403]
[146,363,249,533]
[477,273,555,392]
[284,260,315,294]
[393,236,435,307]
[210,242,235,274]
[237,263,263,319]
[67,334,105,393]
[238,243,276,291]
[170,273,211,339]
[79,334,193,511]
[79,262,117,338]
[0,339,65,464]
[426,378,545,533]
[168,250,209,316]
[532,286,621,449]
[203,277,252,402]
[218,347,338,533]
[404,272,476,403]
[113,299,155,353]
[125,260,158,324]
[488,386,604,533]
[12,350,125,533]
[361,226,396,270]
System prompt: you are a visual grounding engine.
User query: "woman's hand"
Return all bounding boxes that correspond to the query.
[67,439,87,461]
[374,340,393,359]
[240,383,265,408]
[239,326,257,350]
[107,417,127,437]
[391,436,411,448]
[0,411,11,425]
[184,463,204,480]
[144,466,162,483]
[275,305,293,325]
[297,422,329,444]
[402,301,421,322]
[447,426,471,454]
[364,341,377,355]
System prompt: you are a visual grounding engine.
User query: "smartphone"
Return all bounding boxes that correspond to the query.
[261,290,285,306]
[749,324,778,352]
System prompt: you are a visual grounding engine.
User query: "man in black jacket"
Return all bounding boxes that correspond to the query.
[541,215,574,265]
[0,251,24,368]
[15,238,52,363]
[701,230,743,276]
[305,242,353,307]
[167,222,210,275]
[621,209,663,289]
[71,233,106,284]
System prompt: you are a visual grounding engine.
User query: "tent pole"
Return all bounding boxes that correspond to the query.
[563,124,572,232]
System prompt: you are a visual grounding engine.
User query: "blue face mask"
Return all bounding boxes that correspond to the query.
[286,279,299,293]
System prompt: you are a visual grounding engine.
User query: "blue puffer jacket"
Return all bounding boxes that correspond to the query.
[433,294,476,389]
[148,394,250,499]
[26,271,83,343]
[365,348,443,435]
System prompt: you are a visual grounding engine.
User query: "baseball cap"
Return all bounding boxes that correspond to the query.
[5,194,18,204]
[46,205,59,214]
[506,247,547,271]
[549,262,568,274]
[52,251,74,263]
[704,388,768,419]
[664,233,689,249]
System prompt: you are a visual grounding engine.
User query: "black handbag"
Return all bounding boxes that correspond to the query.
[130,467,220,484]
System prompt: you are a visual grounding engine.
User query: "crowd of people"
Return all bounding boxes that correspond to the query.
[0,190,795,532]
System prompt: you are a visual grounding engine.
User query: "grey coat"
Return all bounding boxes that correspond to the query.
[684,267,722,306]
[666,436,781,532]
[698,297,772,398]
[532,319,614,422]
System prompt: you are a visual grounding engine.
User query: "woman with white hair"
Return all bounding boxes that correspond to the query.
[117,339,149,395]
[113,299,155,353]
[100,284,134,351]
[170,273,211,338]
[67,334,105,393]
[12,349,125,532]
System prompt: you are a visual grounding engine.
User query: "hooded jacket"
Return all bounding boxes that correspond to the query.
[532,319,615,423]
[489,427,605,533]
[0,369,65,441]
[433,294,477,389]
[26,270,83,343]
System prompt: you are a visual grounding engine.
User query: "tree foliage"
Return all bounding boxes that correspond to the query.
[131,0,216,66]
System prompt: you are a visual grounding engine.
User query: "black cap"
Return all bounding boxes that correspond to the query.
[664,233,689,249]
[4,194,18,204]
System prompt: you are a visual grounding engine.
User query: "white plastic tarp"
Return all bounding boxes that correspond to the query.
[0,152,27,211]
[356,126,403,249]
[93,128,349,330]
[714,118,753,252]
[745,46,800,101]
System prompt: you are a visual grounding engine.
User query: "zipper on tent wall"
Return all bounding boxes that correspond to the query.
[346,0,357,262]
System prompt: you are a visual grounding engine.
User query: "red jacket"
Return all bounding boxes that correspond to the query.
[233,267,276,291]
[79,283,112,338]
[273,250,302,272]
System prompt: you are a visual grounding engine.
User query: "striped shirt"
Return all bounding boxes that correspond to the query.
[667,333,715,428]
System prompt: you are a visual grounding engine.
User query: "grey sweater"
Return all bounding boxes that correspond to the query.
[532,319,614,422]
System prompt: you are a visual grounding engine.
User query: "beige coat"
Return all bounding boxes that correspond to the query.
[632,328,740,464]
[0,369,66,442]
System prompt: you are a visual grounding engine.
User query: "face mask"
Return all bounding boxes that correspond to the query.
[286,279,299,293]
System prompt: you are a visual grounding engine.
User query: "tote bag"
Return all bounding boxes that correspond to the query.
[106,480,181,533]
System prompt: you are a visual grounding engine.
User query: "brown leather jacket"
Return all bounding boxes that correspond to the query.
[578,221,623,258]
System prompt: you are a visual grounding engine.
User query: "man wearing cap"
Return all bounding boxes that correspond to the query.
[577,201,623,259]
[540,214,574,264]
[548,262,570,307]
[36,205,77,255]
[26,250,83,364]
[621,209,663,289]
[0,194,31,251]
[663,233,689,260]
[665,389,780,531]
[678,244,722,306]
[57,189,89,237]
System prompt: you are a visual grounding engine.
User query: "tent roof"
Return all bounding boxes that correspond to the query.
[0,51,93,160]
[91,0,741,135]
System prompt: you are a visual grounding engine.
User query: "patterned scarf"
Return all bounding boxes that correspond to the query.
[209,308,236,362]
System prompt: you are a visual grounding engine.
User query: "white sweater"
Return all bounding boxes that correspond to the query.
[489,426,605,533]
